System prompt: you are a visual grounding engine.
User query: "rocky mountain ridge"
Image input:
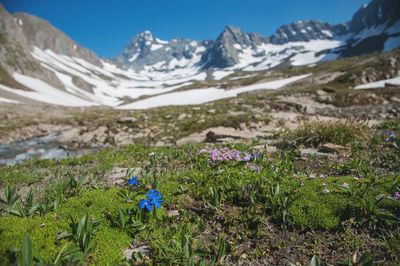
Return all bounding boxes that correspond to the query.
[0,0,399,108]
[117,0,400,71]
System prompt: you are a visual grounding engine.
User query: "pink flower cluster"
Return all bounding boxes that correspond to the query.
[208,148,259,163]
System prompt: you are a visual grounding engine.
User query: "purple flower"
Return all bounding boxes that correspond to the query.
[127,176,140,186]
[384,130,396,142]
[241,152,260,162]
[242,153,253,162]
[393,192,400,200]
[209,148,255,163]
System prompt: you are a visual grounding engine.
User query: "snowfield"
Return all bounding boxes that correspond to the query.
[0,46,315,108]
[118,74,310,109]
[355,76,400,89]
[1,20,397,108]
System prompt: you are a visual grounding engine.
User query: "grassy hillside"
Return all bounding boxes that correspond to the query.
[0,120,399,265]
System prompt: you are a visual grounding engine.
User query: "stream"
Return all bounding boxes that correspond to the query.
[0,133,89,166]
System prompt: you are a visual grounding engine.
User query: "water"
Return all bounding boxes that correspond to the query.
[0,133,77,166]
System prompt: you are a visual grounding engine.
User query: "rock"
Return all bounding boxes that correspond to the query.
[104,167,142,186]
[93,126,108,143]
[123,245,151,261]
[300,148,334,157]
[104,167,128,186]
[59,128,81,143]
[316,89,328,96]
[132,132,144,139]
[167,210,180,218]
[207,109,216,114]
[318,143,346,154]
[154,140,165,147]
[114,132,134,145]
[118,117,137,123]
[177,126,267,145]
[178,113,187,120]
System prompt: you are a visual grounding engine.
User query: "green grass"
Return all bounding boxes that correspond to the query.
[284,120,371,147]
[0,123,399,264]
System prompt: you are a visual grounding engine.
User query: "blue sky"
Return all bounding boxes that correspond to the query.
[3,0,369,58]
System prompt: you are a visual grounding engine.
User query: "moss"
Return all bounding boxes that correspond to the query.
[0,215,69,264]
[90,226,131,265]
[57,188,132,219]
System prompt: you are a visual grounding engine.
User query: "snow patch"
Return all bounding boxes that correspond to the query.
[213,70,234,80]
[355,76,400,89]
[0,96,18,104]
[150,44,163,51]
[118,74,310,109]
[321,30,333,37]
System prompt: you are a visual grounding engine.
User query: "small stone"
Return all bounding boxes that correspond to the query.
[167,210,180,218]
[123,245,151,261]
[178,113,187,120]
[155,140,165,147]
[341,183,350,189]
[118,117,137,123]
[318,143,346,154]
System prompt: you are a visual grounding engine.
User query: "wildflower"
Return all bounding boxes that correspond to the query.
[393,192,400,200]
[242,153,253,162]
[384,130,396,142]
[149,197,163,208]
[242,152,260,162]
[127,176,140,186]
[146,189,163,200]
[341,183,349,189]
[138,199,153,211]
[323,188,330,194]
[139,189,164,212]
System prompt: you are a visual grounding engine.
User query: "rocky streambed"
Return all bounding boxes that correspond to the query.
[0,132,97,166]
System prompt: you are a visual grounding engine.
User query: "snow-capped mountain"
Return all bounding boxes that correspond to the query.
[268,20,347,44]
[0,0,399,108]
[115,31,209,73]
[200,26,267,69]
[116,0,400,73]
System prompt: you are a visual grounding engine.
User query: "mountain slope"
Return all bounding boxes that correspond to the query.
[0,0,399,109]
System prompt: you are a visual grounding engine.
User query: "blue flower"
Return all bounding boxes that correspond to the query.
[138,199,153,211]
[149,197,163,209]
[127,176,140,186]
[146,189,162,200]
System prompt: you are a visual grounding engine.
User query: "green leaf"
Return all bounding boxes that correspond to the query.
[21,235,33,266]
[357,252,373,266]
[310,255,320,266]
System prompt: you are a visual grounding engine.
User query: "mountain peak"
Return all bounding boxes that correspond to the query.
[348,0,400,33]
[269,19,345,44]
